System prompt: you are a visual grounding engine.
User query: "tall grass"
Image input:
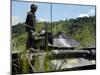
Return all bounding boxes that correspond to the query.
[20,50,29,73]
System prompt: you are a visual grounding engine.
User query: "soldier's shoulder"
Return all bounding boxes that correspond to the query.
[27,12,33,16]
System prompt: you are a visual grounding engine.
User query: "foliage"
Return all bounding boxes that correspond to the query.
[12,16,96,73]
[12,16,96,50]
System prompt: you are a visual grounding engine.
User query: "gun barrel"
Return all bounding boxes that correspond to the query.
[52,50,96,55]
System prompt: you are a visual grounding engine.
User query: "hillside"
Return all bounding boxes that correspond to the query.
[12,16,96,51]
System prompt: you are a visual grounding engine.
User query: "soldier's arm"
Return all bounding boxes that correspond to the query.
[25,13,33,32]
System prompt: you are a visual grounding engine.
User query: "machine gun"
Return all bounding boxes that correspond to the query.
[12,46,96,74]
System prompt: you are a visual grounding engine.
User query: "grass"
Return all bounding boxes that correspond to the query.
[12,26,95,73]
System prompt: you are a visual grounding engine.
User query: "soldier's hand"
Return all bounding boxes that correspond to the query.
[32,32,35,36]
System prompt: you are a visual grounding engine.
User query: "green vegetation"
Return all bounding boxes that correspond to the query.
[12,16,96,73]
[12,16,96,50]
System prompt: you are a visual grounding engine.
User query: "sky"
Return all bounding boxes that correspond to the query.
[12,1,96,25]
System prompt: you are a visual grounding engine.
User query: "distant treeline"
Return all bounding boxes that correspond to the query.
[12,16,96,48]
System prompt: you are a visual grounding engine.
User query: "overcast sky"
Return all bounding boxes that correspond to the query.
[12,1,95,25]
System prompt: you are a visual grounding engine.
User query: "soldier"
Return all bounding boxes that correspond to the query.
[25,4,38,50]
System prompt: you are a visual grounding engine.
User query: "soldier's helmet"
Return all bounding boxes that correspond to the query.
[30,4,38,12]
